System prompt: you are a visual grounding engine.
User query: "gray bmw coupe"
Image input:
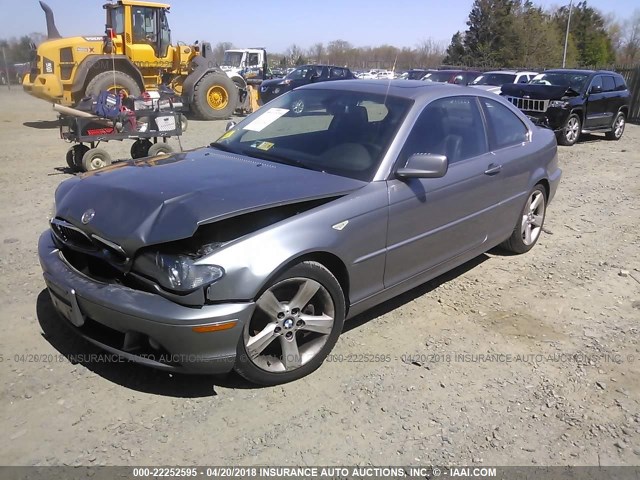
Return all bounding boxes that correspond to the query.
[39,80,561,385]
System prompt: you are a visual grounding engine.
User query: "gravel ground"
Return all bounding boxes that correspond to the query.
[0,88,639,467]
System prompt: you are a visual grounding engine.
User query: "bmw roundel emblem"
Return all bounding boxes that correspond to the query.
[81,209,95,224]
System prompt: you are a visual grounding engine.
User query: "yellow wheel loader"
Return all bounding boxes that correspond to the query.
[23,1,257,119]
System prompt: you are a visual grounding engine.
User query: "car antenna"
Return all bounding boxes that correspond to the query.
[383,53,398,107]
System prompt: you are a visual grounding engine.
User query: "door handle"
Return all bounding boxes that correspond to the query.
[484,163,502,175]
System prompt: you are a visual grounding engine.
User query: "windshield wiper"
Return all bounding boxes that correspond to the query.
[241,148,316,171]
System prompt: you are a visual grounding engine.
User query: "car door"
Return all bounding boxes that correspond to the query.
[384,96,500,288]
[584,75,608,129]
[600,75,619,126]
[478,96,537,242]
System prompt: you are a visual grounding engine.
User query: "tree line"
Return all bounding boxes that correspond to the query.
[2,2,639,73]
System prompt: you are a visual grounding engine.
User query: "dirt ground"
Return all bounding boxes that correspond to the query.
[0,88,638,467]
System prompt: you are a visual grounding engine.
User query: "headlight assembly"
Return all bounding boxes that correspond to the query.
[549,100,569,108]
[133,247,225,293]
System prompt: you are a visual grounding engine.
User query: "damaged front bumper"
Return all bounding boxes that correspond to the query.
[524,108,571,132]
[38,231,255,374]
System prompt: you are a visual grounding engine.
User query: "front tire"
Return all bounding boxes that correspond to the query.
[234,261,346,385]
[557,113,581,146]
[500,185,547,254]
[147,142,174,156]
[605,111,625,140]
[82,147,112,172]
[85,71,141,98]
[191,73,237,120]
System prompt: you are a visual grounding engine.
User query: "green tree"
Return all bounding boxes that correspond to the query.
[443,32,467,65]
[554,2,615,66]
[462,0,521,67]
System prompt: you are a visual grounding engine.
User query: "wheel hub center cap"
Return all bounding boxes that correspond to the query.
[283,318,295,329]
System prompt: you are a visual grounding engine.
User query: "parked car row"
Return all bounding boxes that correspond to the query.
[259,64,631,146]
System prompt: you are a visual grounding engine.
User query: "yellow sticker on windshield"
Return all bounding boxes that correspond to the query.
[256,141,274,151]
[219,130,235,140]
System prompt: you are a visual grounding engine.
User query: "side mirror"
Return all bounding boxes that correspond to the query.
[589,85,602,94]
[396,153,448,179]
[225,121,236,131]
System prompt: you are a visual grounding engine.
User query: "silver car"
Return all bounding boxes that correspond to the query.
[39,80,561,385]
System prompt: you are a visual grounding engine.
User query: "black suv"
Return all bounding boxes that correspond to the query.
[501,69,630,146]
[259,65,355,106]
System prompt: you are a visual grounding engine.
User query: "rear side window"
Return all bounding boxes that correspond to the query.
[330,68,346,79]
[480,98,528,149]
[614,75,627,91]
[602,75,616,92]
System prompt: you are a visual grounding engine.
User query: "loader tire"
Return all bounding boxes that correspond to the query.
[191,73,237,120]
[85,71,141,98]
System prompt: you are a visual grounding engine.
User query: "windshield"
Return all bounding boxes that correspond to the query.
[422,71,453,83]
[530,72,589,91]
[212,89,413,181]
[222,51,243,67]
[286,66,321,80]
[471,73,516,86]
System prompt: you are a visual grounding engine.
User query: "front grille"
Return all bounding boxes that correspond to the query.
[51,218,96,251]
[505,96,549,113]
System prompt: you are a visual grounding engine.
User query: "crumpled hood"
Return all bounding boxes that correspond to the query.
[501,83,579,100]
[54,148,365,255]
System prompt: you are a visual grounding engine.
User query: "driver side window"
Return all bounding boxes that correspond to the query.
[589,75,603,92]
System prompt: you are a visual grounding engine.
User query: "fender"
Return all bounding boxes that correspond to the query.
[229,74,247,90]
[71,55,144,95]
[181,54,229,105]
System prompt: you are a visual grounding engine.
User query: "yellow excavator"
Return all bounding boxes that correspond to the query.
[23,1,261,119]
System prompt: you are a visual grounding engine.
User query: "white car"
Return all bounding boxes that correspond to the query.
[469,70,538,94]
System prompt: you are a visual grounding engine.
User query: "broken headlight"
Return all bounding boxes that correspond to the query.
[549,100,569,108]
[134,248,224,293]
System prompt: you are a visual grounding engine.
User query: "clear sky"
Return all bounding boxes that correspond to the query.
[1,0,638,53]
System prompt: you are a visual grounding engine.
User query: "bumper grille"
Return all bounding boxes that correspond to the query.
[505,96,549,113]
[51,218,96,251]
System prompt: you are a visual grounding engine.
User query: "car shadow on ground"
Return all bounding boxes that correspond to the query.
[23,120,60,129]
[36,253,491,396]
[344,253,489,333]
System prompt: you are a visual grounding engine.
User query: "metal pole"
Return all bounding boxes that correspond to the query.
[2,47,11,90]
[562,0,573,68]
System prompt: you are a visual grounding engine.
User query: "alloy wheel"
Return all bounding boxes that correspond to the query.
[521,190,545,246]
[244,277,335,372]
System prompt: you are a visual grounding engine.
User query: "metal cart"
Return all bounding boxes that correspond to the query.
[60,109,183,172]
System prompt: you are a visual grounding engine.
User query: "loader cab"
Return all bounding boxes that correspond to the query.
[105,1,172,62]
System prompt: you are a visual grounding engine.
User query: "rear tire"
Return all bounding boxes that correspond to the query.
[191,73,237,120]
[605,111,625,140]
[500,185,547,254]
[85,71,141,98]
[66,144,89,172]
[82,147,112,172]
[130,139,152,159]
[147,142,174,156]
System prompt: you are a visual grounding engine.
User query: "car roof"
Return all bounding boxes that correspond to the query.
[543,69,596,75]
[296,64,349,69]
[482,70,537,75]
[301,79,500,101]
